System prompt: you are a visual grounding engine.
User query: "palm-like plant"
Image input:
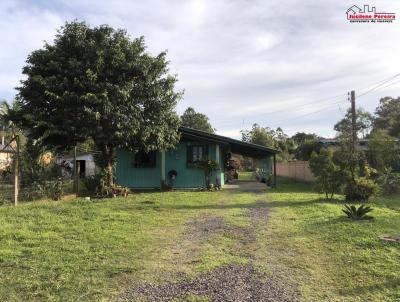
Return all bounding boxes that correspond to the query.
[195,158,220,189]
[342,204,374,220]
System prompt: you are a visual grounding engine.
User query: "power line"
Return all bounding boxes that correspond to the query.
[357,73,400,98]
[210,72,400,129]
[259,98,348,128]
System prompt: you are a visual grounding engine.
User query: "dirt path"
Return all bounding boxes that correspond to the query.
[118,182,299,301]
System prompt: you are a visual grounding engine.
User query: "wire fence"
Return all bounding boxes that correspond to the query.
[0,136,101,205]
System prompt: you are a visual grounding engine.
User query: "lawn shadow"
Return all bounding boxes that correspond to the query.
[338,276,400,299]
[112,197,346,212]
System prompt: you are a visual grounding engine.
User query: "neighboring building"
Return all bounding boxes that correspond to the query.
[56,153,98,178]
[0,144,14,171]
[116,127,279,189]
[319,138,370,151]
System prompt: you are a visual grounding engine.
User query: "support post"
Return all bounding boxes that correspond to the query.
[74,146,78,195]
[273,154,277,188]
[161,150,166,186]
[350,90,357,179]
[14,135,19,206]
[350,90,357,153]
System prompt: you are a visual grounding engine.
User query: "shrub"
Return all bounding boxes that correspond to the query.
[51,178,63,201]
[82,174,102,193]
[345,177,380,202]
[309,149,342,199]
[377,168,400,195]
[195,158,220,189]
[342,204,374,220]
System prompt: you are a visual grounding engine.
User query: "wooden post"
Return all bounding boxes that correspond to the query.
[14,135,19,206]
[161,150,166,186]
[350,90,357,180]
[74,146,78,195]
[273,154,277,188]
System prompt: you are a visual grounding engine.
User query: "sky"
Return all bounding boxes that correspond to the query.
[1,0,400,138]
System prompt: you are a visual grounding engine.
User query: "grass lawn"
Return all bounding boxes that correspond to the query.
[262,179,400,301]
[0,179,398,301]
[238,171,253,180]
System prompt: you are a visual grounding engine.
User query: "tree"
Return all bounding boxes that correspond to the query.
[309,149,342,199]
[334,107,373,139]
[241,124,294,161]
[291,132,318,144]
[291,132,320,161]
[294,138,321,161]
[13,21,182,186]
[180,107,215,133]
[367,130,398,170]
[373,97,400,138]
[241,124,275,148]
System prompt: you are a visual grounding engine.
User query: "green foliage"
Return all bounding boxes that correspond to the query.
[309,149,341,199]
[334,107,373,139]
[241,124,294,161]
[290,132,322,161]
[82,174,102,193]
[373,96,400,138]
[344,177,380,202]
[241,123,275,148]
[195,158,220,189]
[367,130,398,170]
[13,21,182,186]
[342,204,374,220]
[293,137,321,161]
[181,107,215,133]
[377,168,400,195]
[52,178,63,201]
[33,179,64,201]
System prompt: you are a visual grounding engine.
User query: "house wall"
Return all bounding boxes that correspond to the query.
[56,154,97,177]
[116,142,225,189]
[116,149,162,188]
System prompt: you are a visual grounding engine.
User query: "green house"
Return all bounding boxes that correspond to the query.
[116,127,279,189]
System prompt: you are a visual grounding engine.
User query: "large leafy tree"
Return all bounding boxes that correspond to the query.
[241,123,275,148]
[367,130,398,170]
[291,132,320,161]
[334,107,373,139]
[13,21,182,185]
[373,96,400,138]
[241,124,294,161]
[180,107,215,133]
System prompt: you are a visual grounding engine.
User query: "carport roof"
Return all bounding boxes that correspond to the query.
[179,127,279,158]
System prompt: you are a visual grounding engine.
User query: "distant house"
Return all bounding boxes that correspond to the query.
[319,138,370,151]
[0,144,14,171]
[56,152,98,178]
[116,127,279,189]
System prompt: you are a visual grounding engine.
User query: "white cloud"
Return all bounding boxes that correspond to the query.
[1,0,400,137]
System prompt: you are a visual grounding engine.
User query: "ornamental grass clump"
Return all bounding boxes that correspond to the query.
[342,204,374,220]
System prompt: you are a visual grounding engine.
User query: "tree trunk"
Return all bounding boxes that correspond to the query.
[101,144,115,187]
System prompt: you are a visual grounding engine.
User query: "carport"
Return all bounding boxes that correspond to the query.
[180,127,279,187]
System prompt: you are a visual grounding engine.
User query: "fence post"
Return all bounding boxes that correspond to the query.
[74,146,78,195]
[14,135,19,206]
[273,154,277,188]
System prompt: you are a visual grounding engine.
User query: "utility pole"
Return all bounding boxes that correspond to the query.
[349,90,357,180]
[73,146,78,195]
[350,90,357,154]
[14,135,19,206]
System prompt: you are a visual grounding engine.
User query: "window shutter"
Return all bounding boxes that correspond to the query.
[187,145,193,163]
